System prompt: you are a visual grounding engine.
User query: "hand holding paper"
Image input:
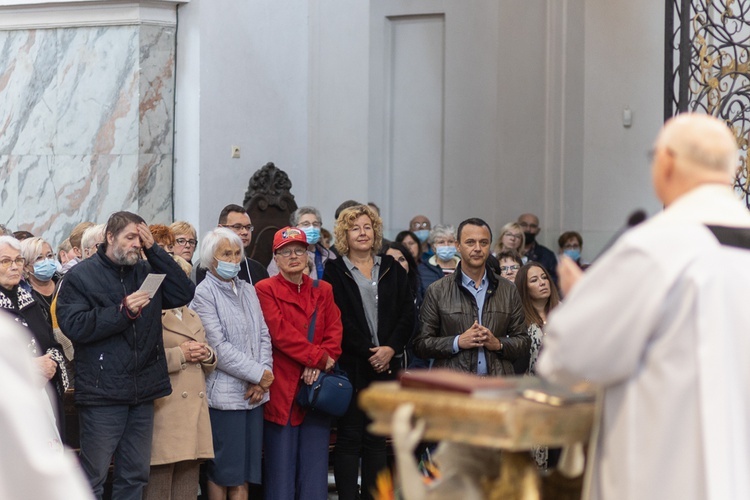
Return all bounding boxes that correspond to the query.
[138,273,166,299]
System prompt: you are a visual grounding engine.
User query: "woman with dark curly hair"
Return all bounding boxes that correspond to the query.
[324,206,414,500]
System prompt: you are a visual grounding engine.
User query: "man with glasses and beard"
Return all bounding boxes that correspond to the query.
[56,211,195,500]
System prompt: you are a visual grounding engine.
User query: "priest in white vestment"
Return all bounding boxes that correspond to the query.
[0,312,93,499]
[537,113,750,500]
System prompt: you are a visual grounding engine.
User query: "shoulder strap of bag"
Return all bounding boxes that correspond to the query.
[307,280,319,342]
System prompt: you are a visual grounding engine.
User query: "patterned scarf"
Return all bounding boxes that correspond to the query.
[0,285,34,311]
[0,286,70,390]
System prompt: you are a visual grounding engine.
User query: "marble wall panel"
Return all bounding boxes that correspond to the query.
[15,154,64,238]
[139,25,175,154]
[0,30,59,155]
[0,155,19,230]
[16,154,139,246]
[56,26,140,156]
[0,22,175,246]
[138,153,173,223]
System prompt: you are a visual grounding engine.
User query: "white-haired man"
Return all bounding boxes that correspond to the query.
[538,113,750,500]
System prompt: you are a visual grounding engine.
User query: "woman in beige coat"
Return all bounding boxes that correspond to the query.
[144,255,217,500]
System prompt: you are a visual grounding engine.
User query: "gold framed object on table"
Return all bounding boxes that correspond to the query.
[360,379,595,451]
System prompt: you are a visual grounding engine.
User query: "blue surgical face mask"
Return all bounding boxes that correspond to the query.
[414,229,430,243]
[563,249,581,262]
[33,259,57,282]
[215,259,241,280]
[301,226,320,245]
[436,245,457,261]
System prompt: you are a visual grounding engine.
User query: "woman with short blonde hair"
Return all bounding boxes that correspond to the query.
[170,221,198,264]
[20,237,60,323]
[493,221,526,257]
[324,205,414,500]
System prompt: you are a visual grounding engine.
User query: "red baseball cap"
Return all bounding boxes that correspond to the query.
[273,226,308,252]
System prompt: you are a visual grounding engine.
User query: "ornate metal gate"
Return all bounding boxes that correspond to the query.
[665,0,750,206]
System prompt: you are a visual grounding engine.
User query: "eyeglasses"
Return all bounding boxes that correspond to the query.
[504,233,522,240]
[499,265,520,273]
[175,238,198,247]
[276,247,307,257]
[0,257,25,269]
[410,221,429,229]
[298,221,322,229]
[222,224,254,233]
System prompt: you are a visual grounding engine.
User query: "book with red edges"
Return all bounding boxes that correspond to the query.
[399,369,596,406]
[399,369,522,394]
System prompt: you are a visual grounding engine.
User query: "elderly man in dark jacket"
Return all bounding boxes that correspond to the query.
[415,218,528,375]
[57,211,195,500]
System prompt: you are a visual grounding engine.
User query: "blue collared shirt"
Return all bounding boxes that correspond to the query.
[452,270,489,374]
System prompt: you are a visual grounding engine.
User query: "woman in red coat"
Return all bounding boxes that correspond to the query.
[255,227,343,500]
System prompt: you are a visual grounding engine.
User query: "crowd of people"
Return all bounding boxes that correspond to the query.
[3,114,748,500]
[1,199,583,500]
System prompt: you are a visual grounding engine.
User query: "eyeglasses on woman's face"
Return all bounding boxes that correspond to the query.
[0,257,25,269]
[175,237,198,248]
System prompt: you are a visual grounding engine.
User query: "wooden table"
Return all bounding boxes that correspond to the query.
[360,381,595,451]
[359,381,597,500]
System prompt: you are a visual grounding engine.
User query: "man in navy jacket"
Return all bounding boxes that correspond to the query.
[57,211,195,500]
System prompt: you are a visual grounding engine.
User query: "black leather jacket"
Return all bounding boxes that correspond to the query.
[323,254,414,389]
[414,264,528,375]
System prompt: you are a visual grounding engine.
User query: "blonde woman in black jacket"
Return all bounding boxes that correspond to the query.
[323,205,414,500]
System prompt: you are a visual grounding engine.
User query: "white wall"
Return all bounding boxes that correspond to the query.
[175,0,553,239]
[175,0,310,236]
[496,1,551,237]
[578,0,665,259]
[307,0,371,226]
[174,0,666,260]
